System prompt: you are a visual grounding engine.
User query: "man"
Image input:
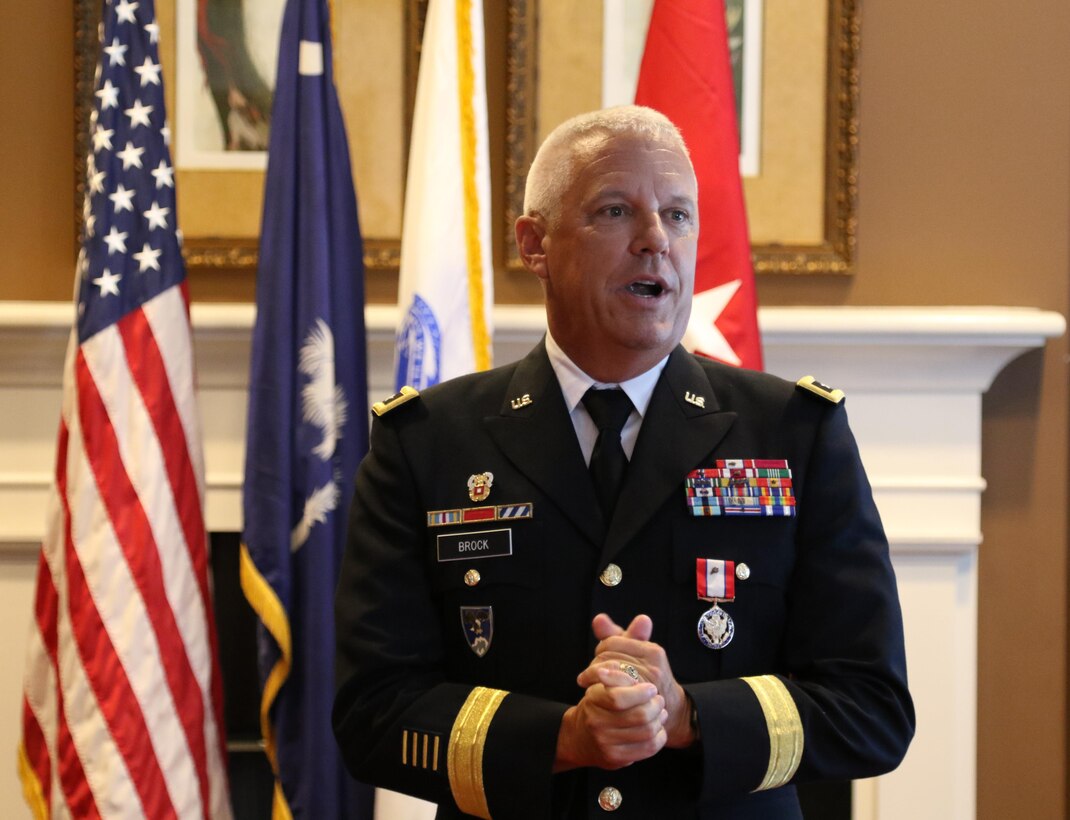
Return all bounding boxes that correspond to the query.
[333,106,914,818]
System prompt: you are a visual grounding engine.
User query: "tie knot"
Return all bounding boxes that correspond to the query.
[582,388,633,434]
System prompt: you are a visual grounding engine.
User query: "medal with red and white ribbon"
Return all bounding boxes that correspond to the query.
[696,558,736,649]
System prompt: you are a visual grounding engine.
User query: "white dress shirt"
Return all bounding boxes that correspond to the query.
[544,332,670,466]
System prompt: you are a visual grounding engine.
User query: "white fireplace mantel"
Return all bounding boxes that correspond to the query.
[0,303,1063,820]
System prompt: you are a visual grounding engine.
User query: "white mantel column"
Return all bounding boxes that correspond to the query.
[759,307,1065,820]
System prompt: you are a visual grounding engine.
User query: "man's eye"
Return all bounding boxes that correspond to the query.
[668,209,689,222]
[605,205,625,217]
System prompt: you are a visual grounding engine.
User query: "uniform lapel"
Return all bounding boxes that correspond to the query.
[484,341,603,547]
[602,348,737,562]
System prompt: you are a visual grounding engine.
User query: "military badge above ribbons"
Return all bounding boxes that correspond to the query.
[685,459,796,517]
[696,559,736,649]
[467,472,494,502]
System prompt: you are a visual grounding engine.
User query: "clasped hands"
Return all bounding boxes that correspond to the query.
[554,613,695,772]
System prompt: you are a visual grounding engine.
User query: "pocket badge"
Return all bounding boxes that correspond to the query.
[460,606,493,657]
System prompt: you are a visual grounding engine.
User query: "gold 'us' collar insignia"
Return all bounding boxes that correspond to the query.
[372,385,420,416]
[510,393,532,410]
[685,390,706,408]
[796,375,845,404]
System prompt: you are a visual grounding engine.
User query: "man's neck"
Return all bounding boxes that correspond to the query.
[546,336,668,384]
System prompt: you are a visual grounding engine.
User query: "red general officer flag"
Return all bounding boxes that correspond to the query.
[635,0,763,370]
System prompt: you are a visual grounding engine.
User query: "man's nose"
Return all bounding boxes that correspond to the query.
[630,213,670,255]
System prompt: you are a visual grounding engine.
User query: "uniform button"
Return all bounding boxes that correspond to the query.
[464,569,481,587]
[597,786,622,811]
[736,562,751,581]
[599,564,622,587]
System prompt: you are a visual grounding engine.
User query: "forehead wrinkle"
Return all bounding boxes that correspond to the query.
[663,193,698,209]
[579,153,695,188]
[560,136,698,226]
[581,188,697,213]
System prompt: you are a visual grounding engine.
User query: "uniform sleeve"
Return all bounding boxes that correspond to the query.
[687,397,915,801]
[332,412,567,819]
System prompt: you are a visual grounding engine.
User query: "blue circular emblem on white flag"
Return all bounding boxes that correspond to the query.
[396,294,442,389]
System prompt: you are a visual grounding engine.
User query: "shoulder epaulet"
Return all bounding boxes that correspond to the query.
[372,385,420,417]
[796,375,845,404]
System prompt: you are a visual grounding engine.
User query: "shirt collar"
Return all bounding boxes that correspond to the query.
[544,331,669,419]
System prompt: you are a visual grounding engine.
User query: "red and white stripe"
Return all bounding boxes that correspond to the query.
[20,286,231,819]
[696,558,736,601]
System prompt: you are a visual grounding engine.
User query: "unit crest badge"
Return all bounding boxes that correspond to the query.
[467,472,494,502]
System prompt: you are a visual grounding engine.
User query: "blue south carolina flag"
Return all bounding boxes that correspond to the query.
[240,0,370,816]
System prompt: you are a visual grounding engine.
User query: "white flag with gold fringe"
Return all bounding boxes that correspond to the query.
[393,0,493,393]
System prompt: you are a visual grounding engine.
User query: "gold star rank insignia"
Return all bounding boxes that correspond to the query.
[372,385,420,416]
[796,375,845,404]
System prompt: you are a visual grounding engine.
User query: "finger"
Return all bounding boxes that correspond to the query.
[595,636,670,672]
[587,711,668,743]
[583,693,667,731]
[596,678,659,708]
[577,654,649,686]
[577,663,646,690]
[622,614,653,642]
[591,612,625,641]
[614,661,644,685]
[593,636,655,663]
[584,680,661,712]
[588,725,669,769]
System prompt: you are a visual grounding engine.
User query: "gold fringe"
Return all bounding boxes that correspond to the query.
[239,542,294,818]
[17,741,48,820]
[454,0,491,372]
[273,779,294,820]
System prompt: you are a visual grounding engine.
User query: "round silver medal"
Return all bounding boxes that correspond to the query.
[697,604,735,650]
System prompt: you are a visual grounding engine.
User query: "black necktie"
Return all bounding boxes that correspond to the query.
[582,387,634,520]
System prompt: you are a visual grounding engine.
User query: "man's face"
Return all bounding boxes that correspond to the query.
[520,132,699,381]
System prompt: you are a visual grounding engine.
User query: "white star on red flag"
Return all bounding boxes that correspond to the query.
[683,280,744,366]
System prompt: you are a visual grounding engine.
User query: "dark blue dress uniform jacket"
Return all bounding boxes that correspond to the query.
[333,342,914,819]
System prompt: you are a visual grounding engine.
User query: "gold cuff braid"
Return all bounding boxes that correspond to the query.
[741,675,804,791]
[447,686,509,819]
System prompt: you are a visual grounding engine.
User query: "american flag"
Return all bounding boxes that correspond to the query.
[18,1,232,817]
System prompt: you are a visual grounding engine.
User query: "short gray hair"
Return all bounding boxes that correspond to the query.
[522,105,691,227]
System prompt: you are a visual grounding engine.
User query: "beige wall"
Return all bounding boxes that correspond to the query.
[1,0,75,301]
[2,1,1068,817]
[763,3,1070,818]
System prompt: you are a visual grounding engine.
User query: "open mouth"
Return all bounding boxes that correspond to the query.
[627,280,664,297]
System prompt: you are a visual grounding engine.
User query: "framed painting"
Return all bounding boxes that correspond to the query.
[74,0,416,276]
[524,0,860,275]
[173,0,285,170]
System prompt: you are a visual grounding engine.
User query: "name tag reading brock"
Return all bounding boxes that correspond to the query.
[437,528,513,562]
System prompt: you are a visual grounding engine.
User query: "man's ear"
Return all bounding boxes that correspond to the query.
[515,215,549,280]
